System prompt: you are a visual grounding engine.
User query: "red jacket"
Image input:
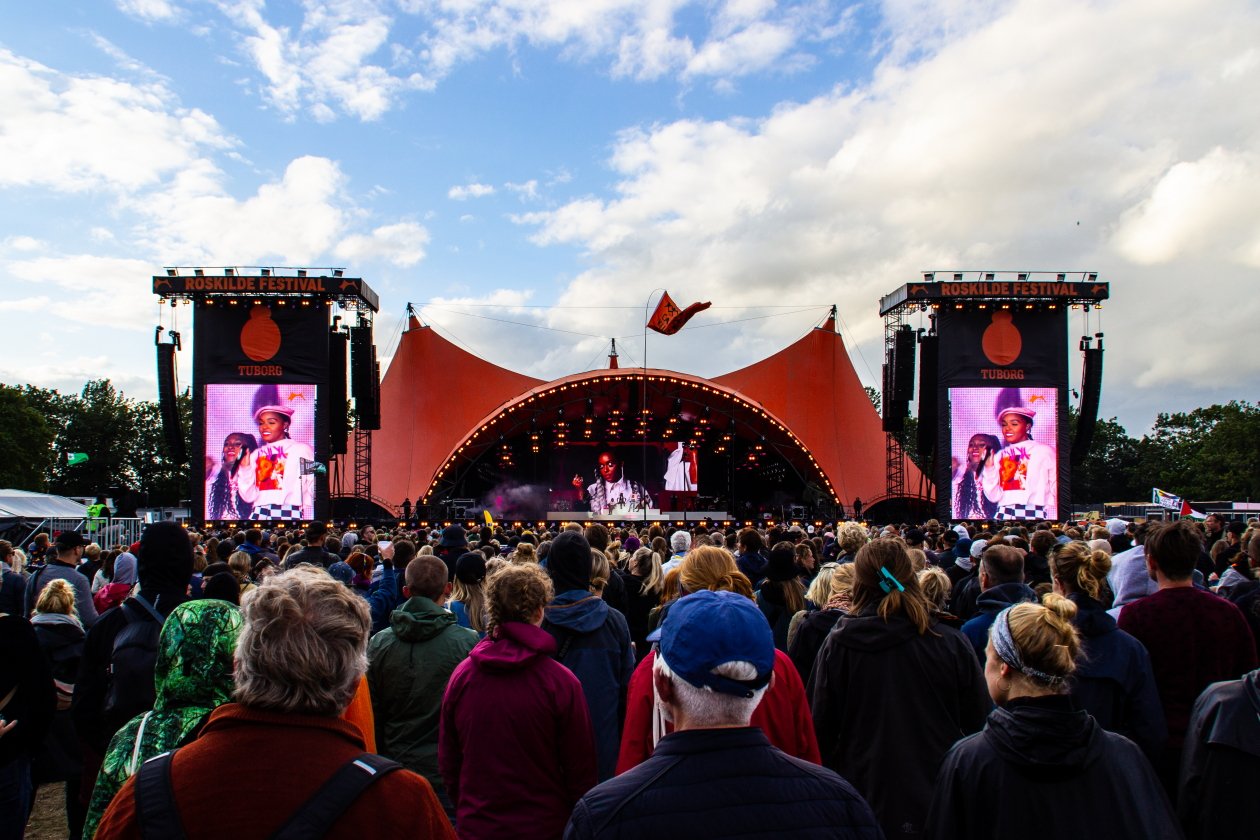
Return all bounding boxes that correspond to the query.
[94,704,454,840]
[616,647,821,774]
[440,621,597,840]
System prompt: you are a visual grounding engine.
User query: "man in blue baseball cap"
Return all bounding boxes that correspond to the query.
[564,589,880,839]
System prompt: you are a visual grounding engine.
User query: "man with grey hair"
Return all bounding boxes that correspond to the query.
[660,529,691,575]
[564,589,879,838]
[94,566,455,839]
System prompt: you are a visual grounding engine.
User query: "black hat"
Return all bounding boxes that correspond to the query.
[55,530,85,551]
[439,525,468,549]
[455,552,487,585]
[905,528,926,545]
[548,531,592,593]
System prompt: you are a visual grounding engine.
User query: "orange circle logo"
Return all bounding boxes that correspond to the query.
[240,305,281,362]
[981,311,1021,366]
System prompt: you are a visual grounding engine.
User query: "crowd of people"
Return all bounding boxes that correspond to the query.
[1,511,1257,839]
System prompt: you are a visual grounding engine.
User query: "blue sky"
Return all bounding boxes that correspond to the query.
[2,0,1258,435]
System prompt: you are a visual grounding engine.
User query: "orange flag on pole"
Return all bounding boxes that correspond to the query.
[647,291,711,335]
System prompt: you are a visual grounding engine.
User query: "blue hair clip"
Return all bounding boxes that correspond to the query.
[878,566,905,594]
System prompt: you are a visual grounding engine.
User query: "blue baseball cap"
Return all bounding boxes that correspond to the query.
[658,590,775,699]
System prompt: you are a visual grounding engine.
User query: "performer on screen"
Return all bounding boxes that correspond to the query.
[572,449,653,514]
[236,405,315,520]
[952,433,1000,520]
[980,394,1056,520]
[207,432,257,520]
[659,441,698,510]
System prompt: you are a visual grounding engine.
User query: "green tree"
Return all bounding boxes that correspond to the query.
[1139,402,1260,501]
[48,380,139,497]
[1067,411,1144,502]
[128,391,194,507]
[0,385,56,489]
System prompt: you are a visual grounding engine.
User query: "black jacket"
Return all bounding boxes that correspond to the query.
[1066,593,1166,760]
[564,727,882,840]
[787,607,845,685]
[1178,668,1260,840]
[925,695,1180,840]
[810,610,988,840]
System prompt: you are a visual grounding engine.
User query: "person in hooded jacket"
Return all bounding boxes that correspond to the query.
[1047,540,1166,760]
[735,528,769,589]
[810,539,988,840]
[92,552,136,615]
[959,544,1038,661]
[439,563,597,840]
[82,598,242,840]
[368,555,477,818]
[31,579,88,837]
[924,596,1180,840]
[1177,667,1260,840]
[541,531,634,782]
[787,562,854,684]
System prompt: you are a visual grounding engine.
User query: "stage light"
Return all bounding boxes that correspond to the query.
[225,268,235,276]
[1057,273,1066,282]
[165,268,176,277]
[953,273,963,281]
[923,272,934,281]
[194,268,204,276]
[261,268,271,276]
[334,269,344,277]
[297,269,307,277]
[1017,273,1028,282]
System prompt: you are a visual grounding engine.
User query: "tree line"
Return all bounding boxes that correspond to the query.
[2,380,1257,510]
[0,380,192,508]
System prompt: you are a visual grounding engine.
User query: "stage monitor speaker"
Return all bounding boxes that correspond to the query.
[156,342,186,462]
[329,329,349,455]
[1071,346,1104,466]
[893,325,916,402]
[916,334,939,465]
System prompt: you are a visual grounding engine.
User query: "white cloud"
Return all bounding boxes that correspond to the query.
[115,0,179,23]
[448,182,496,200]
[2,236,45,252]
[507,0,1260,420]
[0,48,234,192]
[505,179,539,200]
[335,221,430,267]
[6,256,161,331]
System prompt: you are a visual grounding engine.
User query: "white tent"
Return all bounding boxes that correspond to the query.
[0,488,88,520]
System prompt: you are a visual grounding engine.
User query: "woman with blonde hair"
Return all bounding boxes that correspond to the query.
[617,544,819,774]
[1048,540,1165,759]
[788,563,854,683]
[917,566,961,629]
[925,596,1179,839]
[510,542,537,564]
[623,547,663,660]
[227,550,257,597]
[812,539,988,840]
[31,579,87,834]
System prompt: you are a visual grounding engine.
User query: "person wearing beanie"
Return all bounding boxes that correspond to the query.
[755,543,807,650]
[449,552,488,635]
[328,561,356,587]
[74,521,196,762]
[542,531,634,782]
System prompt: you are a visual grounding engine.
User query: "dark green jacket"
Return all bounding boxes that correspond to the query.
[367,596,477,795]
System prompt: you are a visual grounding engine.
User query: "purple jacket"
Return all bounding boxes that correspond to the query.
[440,621,597,840]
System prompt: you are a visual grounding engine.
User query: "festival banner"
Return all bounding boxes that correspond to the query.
[1151,488,1183,511]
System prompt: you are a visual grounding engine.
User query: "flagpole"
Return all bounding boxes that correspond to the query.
[643,289,665,523]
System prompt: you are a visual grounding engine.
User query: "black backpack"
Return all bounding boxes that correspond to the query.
[136,749,400,839]
[102,596,165,733]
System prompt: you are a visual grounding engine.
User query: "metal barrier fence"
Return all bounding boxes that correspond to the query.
[19,517,145,551]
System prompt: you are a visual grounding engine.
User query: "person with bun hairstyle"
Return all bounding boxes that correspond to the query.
[439,563,597,840]
[811,539,987,840]
[616,545,820,774]
[925,597,1180,839]
[1048,540,1166,760]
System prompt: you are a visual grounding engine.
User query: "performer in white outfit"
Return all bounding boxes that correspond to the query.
[981,401,1056,520]
[236,404,315,520]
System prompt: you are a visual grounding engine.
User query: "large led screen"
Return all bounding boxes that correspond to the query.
[204,383,318,521]
[549,442,700,515]
[948,386,1058,521]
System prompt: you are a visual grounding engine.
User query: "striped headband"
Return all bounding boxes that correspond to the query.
[990,606,1065,688]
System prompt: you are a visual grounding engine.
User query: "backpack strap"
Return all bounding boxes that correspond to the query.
[124,594,166,624]
[269,753,402,840]
[135,750,187,840]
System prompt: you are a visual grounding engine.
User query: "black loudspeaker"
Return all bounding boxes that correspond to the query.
[893,326,916,402]
[1071,346,1104,465]
[349,325,373,405]
[156,342,186,462]
[916,335,939,464]
[328,329,349,455]
[882,363,907,433]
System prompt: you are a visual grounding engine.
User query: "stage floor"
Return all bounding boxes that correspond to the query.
[544,511,731,523]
